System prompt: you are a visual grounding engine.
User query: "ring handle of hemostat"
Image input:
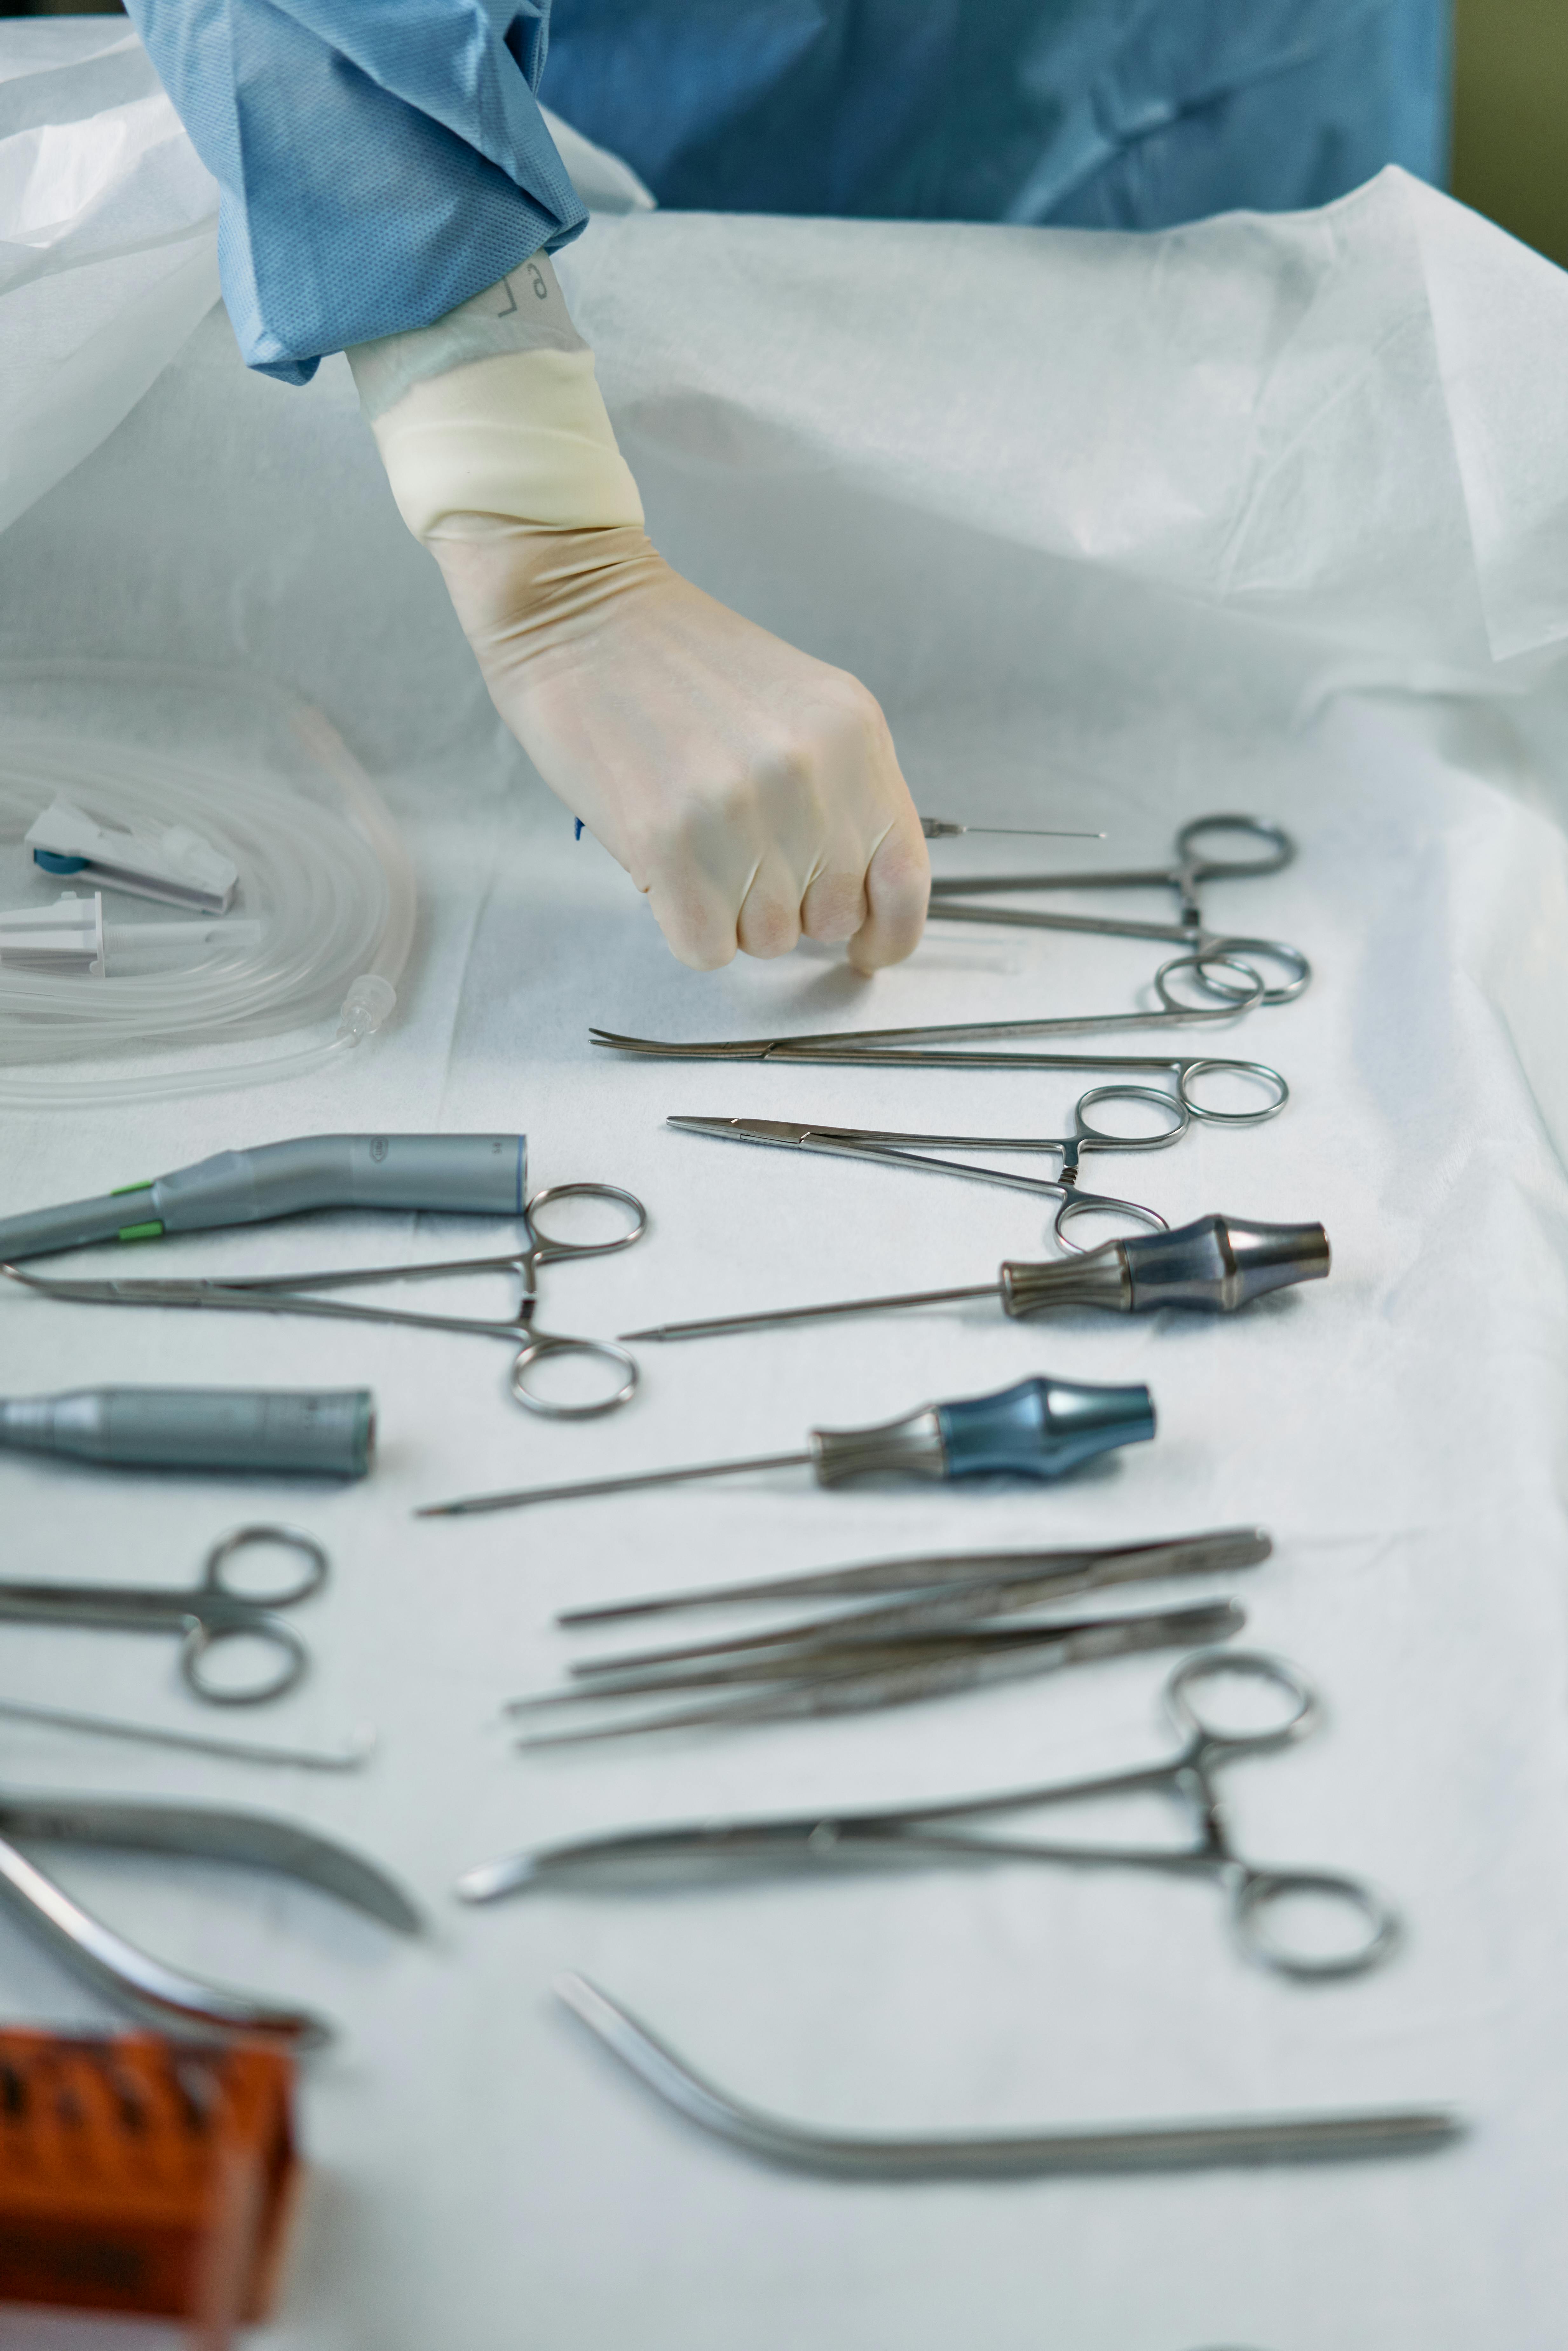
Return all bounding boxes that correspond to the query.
[1165,1650,1320,1754]
[1175,815,1295,882]
[1229,1865,1401,1981]
[1175,1059,1289,1125]
[510,1335,640,1420]
[1184,936,1312,1010]
[524,1184,647,1266]
[1053,1188,1170,1251]
[182,1525,325,1705]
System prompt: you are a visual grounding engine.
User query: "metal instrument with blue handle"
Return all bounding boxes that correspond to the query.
[0,1133,648,1419]
[415,1372,1156,1518]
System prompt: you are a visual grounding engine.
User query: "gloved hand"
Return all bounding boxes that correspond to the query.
[426,514,928,971]
[348,254,928,972]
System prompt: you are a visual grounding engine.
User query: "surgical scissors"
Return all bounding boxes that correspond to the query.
[3,1182,649,1418]
[927,812,1310,1006]
[667,1091,1194,1247]
[460,1650,1400,1981]
[0,1524,328,1706]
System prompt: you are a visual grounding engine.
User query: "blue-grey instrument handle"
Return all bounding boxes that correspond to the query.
[810,1375,1156,1486]
[0,1134,527,1259]
[0,1388,375,1478]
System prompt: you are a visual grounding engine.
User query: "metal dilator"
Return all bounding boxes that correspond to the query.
[416,1371,1155,1519]
[0,1132,647,1419]
[623,1212,1330,1346]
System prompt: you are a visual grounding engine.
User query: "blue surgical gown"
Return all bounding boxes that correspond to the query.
[126,0,1450,387]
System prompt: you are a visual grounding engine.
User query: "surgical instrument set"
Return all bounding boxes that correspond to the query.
[0,1132,649,1418]
[556,1972,1461,2180]
[509,1598,1246,1745]
[0,1385,374,1479]
[416,1371,1155,1518]
[926,812,1310,1006]
[0,1524,333,1707]
[0,1785,419,2043]
[464,1649,1399,1980]
[622,1212,1330,1346]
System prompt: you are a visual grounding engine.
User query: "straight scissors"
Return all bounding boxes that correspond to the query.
[4,1183,648,1419]
[0,1524,327,1706]
[927,812,1310,1006]
[460,1650,1400,1981]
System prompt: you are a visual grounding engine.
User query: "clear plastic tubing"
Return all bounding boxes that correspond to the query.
[0,698,415,1106]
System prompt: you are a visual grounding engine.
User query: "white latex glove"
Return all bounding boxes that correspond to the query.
[426,514,929,970]
[348,255,929,969]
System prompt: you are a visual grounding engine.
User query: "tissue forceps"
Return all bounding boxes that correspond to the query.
[0,1525,327,1707]
[3,1183,648,1419]
[928,813,1310,1005]
[461,1650,1400,1981]
[667,1087,1194,1248]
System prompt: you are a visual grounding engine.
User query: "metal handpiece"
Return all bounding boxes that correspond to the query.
[559,1526,1273,1625]
[623,1214,1331,1345]
[557,1974,1462,2180]
[0,1790,419,2043]
[415,1373,1156,1518]
[462,1650,1401,1982]
[0,1134,527,1260]
[0,1386,374,1478]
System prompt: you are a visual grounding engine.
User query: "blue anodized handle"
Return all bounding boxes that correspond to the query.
[937,1375,1155,1480]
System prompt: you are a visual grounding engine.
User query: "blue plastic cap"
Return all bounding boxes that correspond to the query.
[937,1374,1155,1482]
[33,849,87,874]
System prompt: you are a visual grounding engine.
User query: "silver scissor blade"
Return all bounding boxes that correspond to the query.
[0,1796,422,1934]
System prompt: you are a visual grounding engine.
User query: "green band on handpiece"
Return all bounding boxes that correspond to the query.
[111,1182,153,1196]
[116,1222,164,1243]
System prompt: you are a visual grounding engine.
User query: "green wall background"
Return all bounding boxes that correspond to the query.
[1452,0,1568,264]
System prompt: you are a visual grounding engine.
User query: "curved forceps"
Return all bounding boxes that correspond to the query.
[927,813,1310,1007]
[669,1087,1193,1249]
[0,1523,327,1706]
[467,1651,1399,1980]
[5,1184,649,1420]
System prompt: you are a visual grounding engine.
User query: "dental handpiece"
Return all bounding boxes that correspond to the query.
[0,1134,528,1260]
[0,1388,375,1477]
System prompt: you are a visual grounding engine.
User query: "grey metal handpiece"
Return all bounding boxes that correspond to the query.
[0,1387,374,1478]
[0,1133,526,1260]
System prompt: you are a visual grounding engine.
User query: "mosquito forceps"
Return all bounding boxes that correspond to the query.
[927,811,1310,1006]
[4,1182,649,1419]
[461,1649,1400,1981]
[665,1083,1228,1248]
[0,1524,329,1706]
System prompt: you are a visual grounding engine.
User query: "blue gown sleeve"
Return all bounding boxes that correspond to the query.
[124,1,589,384]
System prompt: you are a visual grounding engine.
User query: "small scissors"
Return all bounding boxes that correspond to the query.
[0,1524,327,1706]
[927,812,1309,1006]
[3,1183,649,1419]
[461,1650,1400,1980]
